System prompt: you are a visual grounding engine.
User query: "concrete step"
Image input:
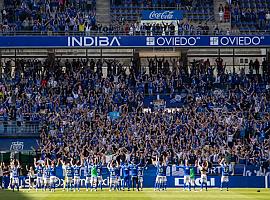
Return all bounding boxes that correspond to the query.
[96,0,111,25]
[213,0,229,22]
[0,48,134,59]
[0,0,4,22]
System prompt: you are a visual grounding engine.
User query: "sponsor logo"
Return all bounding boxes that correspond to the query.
[10,142,24,151]
[210,36,263,46]
[68,37,121,47]
[24,177,110,188]
[146,37,155,45]
[210,37,219,46]
[175,177,216,187]
[146,36,198,46]
[171,165,223,176]
[149,11,174,20]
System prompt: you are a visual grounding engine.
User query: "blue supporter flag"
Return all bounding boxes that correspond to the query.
[108,111,120,120]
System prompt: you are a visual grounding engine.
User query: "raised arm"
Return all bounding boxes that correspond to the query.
[46,158,50,166]
[197,160,201,168]
[80,156,84,167]
[70,158,74,166]
[219,158,224,166]
[17,160,21,168]
[151,156,157,166]
[34,158,37,168]
[56,158,61,167]
[107,160,111,169]
[60,159,66,166]
[116,160,120,168]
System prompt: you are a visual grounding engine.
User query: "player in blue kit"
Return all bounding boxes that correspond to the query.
[107,160,118,192]
[219,158,230,191]
[138,162,147,191]
[153,156,168,191]
[72,158,82,192]
[176,160,192,191]
[84,158,92,192]
[130,160,139,191]
[159,163,168,191]
[43,164,51,191]
[11,160,20,192]
[44,159,60,192]
[60,160,68,191]
[153,158,161,191]
[115,162,121,191]
[48,159,60,192]
[96,161,104,191]
[121,162,130,191]
[34,158,44,192]
[65,162,74,192]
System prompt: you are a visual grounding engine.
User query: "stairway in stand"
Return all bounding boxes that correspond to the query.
[96,0,111,26]
[213,0,232,34]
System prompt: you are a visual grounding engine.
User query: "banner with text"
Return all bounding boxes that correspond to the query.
[141,10,183,20]
[0,36,268,48]
[0,138,38,152]
[2,175,267,189]
[2,165,269,189]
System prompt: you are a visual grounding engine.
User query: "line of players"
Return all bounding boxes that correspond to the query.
[8,157,231,192]
[34,157,148,192]
[153,157,230,192]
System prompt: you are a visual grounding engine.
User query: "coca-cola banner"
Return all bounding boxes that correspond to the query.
[141,10,183,20]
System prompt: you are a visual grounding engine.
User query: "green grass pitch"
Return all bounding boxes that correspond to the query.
[0,188,269,200]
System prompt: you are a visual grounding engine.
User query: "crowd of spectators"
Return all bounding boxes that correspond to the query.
[0,56,269,171]
[0,0,217,35]
[231,0,270,32]
[1,0,270,35]
[128,21,213,36]
[127,21,232,36]
[0,19,230,36]
[218,3,230,23]
[111,0,214,24]
[1,0,96,33]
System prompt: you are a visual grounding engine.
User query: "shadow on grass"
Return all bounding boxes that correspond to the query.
[0,189,36,200]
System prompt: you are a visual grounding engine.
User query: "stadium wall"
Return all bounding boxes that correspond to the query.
[2,165,270,189]
[2,175,268,189]
[0,35,268,48]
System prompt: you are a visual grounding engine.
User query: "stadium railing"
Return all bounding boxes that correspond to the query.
[1,30,270,36]
[0,120,41,137]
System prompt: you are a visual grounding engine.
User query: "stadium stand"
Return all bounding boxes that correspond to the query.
[1,0,270,35]
[1,0,97,34]
[0,0,270,192]
[231,0,270,34]
[0,0,219,35]
[110,0,214,23]
[0,57,269,168]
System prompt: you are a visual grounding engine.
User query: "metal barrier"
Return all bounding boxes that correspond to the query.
[0,30,220,36]
[0,121,41,137]
[0,30,269,36]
